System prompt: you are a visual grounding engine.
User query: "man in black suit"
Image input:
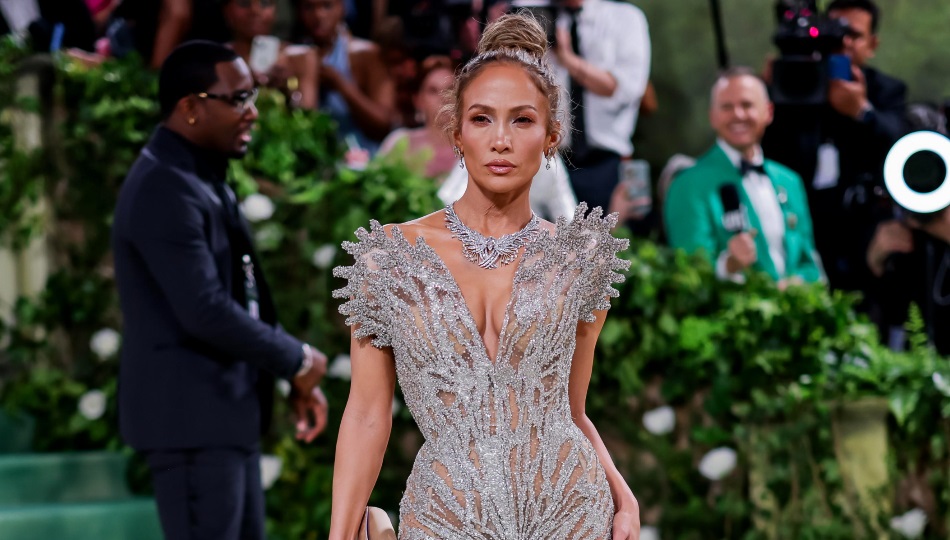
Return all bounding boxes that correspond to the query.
[763,0,908,295]
[113,41,328,540]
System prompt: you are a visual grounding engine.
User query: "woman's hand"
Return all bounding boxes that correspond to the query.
[612,496,641,540]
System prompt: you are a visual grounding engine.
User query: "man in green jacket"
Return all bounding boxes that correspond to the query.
[665,67,824,286]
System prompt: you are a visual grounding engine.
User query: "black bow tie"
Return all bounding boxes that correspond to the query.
[739,160,766,177]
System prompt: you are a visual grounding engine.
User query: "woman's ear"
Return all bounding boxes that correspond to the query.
[548,122,562,149]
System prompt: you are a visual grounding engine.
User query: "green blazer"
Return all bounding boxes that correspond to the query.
[664,145,823,283]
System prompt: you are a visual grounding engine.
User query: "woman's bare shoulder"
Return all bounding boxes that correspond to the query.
[383,210,449,246]
[348,36,380,56]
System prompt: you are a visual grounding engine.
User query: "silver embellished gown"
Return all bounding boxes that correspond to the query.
[333,205,629,540]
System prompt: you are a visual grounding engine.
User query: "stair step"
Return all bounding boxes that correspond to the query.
[0,451,131,505]
[0,498,163,540]
[0,411,34,454]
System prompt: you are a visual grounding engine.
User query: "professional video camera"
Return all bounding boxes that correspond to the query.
[770,0,851,106]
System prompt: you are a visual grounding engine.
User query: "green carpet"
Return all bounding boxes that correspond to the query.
[0,448,163,539]
[0,499,162,540]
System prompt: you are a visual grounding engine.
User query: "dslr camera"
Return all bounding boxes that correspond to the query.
[770,0,851,105]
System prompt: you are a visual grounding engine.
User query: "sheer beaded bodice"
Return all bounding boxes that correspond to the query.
[334,205,629,540]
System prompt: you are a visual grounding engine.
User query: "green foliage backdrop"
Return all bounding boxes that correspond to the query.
[1,41,949,538]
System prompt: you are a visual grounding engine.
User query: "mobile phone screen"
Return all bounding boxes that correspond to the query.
[250,36,281,74]
[828,54,852,81]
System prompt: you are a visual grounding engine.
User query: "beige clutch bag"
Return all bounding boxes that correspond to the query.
[357,506,396,540]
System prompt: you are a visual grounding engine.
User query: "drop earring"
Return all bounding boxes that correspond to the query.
[454,146,465,169]
[545,148,554,170]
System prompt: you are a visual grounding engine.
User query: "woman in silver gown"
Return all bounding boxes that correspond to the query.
[328,12,641,540]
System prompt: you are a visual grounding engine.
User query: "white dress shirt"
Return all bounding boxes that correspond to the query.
[549,0,651,158]
[438,154,578,222]
[715,139,787,281]
[0,0,39,36]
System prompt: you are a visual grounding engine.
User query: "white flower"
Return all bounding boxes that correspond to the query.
[90,328,120,360]
[254,223,283,250]
[311,244,337,269]
[78,390,107,420]
[640,526,659,540]
[698,447,737,481]
[822,351,838,366]
[842,354,869,369]
[642,406,675,436]
[240,193,275,222]
[259,454,283,490]
[328,354,352,380]
[276,379,291,398]
[392,396,402,417]
[933,373,950,397]
[890,508,928,538]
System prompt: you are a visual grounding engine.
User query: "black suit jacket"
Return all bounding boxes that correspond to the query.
[879,230,950,356]
[763,66,909,291]
[113,127,302,451]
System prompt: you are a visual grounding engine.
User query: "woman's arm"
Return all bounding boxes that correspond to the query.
[150,0,192,69]
[570,308,640,540]
[283,45,320,110]
[322,40,395,140]
[328,332,397,540]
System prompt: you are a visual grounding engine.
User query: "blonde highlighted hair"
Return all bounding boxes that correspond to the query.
[438,12,568,151]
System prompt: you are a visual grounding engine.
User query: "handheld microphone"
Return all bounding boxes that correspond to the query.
[719,184,746,233]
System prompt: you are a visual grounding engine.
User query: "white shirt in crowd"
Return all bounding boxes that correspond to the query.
[715,139,787,281]
[0,0,39,36]
[549,0,651,158]
[438,153,578,222]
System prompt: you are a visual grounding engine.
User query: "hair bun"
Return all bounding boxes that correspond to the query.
[477,12,548,60]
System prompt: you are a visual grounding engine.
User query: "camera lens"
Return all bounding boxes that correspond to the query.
[903,150,947,194]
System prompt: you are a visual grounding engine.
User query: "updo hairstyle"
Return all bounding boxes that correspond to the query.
[439,12,568,153]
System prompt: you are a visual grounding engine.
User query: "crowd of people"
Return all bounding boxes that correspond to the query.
[5,1,947,348]
[6,0,948,346]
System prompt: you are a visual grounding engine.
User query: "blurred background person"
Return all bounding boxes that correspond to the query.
[0,0,40,39]
[869,206,950,355]
[549,0,651,218]
[378,55,456,181]
[666,68,823,287]
[223,0,320,110]
[295,0,395,154]
[866,108,950,353]
[763,0,908,301]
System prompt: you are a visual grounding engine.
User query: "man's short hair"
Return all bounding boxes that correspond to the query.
[710,66,767,103]
[716,66,760,84]
[158,41,240,120]
[827,0,880,34]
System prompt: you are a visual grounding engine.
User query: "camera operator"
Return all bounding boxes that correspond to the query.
[867,122,950,355]
[763,0,908,299]
[868,207,950,355]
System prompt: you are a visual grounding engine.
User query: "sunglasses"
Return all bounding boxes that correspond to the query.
[195,87,259,112]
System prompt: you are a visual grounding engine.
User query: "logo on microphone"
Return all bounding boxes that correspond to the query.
[722,210,746,232]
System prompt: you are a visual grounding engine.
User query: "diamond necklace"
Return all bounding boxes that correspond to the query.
[444,203,541,270]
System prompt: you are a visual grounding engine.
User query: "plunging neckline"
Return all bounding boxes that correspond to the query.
[391,223,551,366]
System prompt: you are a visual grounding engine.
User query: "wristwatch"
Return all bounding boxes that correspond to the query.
[296,344,313,378]
[857,102,875,123]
